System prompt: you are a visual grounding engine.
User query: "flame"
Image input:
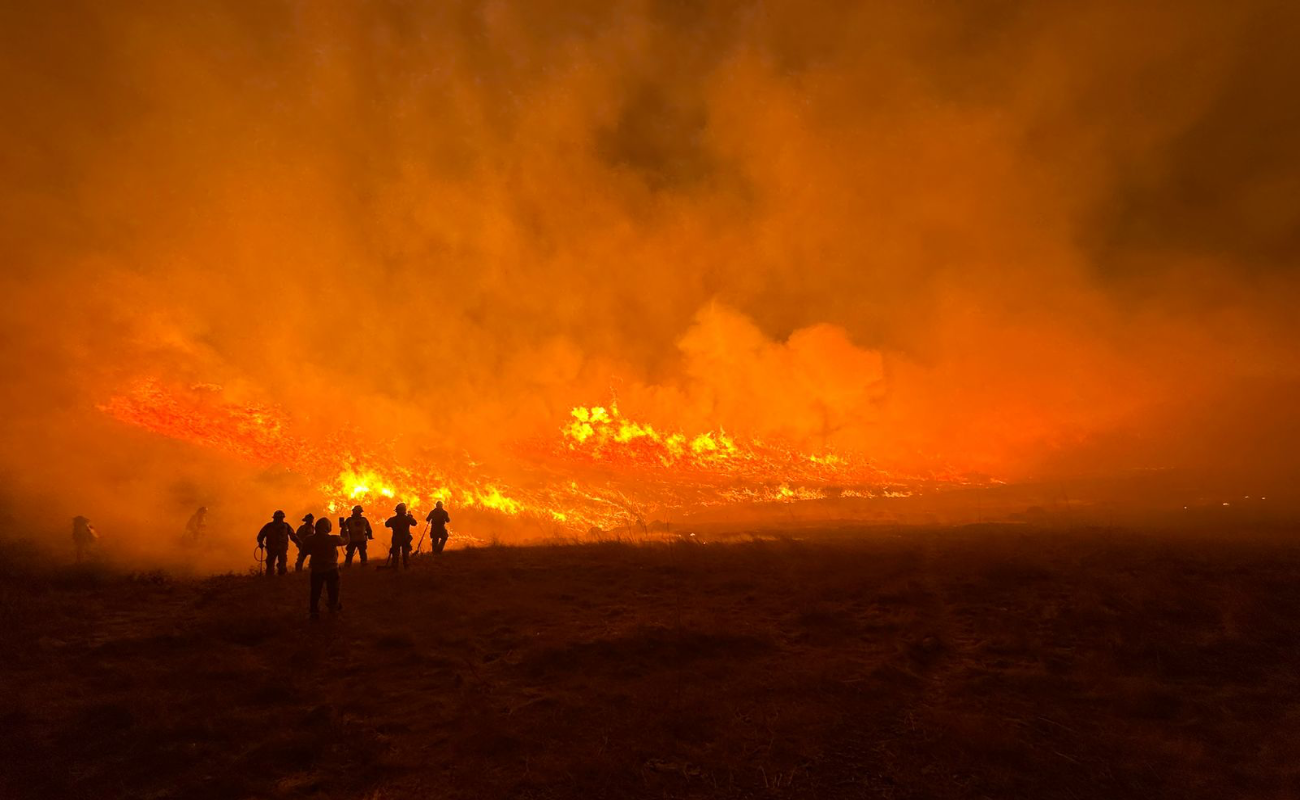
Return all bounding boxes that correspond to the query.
[553,402,932,487]
[99,380,980,531]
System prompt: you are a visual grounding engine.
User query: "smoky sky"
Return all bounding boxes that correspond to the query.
[2,0,1299,553]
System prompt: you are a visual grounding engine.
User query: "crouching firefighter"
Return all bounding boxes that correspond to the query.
[385,503,417,569]
[294,514,314,572]
[256,510,295,576]
[302,516,350,617]
[342,505,374,566]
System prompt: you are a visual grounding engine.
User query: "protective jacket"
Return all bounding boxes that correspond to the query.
[426,507,450,530]
[257,521,294,553]
[385,513,418,545]
[343,516,373,541]
[304,528,350,572]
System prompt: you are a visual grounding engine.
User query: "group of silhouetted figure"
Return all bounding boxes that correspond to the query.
[256,501,452,616]
[71,500,453,618]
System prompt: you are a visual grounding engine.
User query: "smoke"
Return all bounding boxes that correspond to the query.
[2,0,1299,563]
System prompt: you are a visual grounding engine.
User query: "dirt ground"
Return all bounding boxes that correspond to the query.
[2,524,1299,799]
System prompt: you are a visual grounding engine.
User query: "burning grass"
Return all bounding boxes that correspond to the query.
[99,380,978,533]
[2,525,1298,798]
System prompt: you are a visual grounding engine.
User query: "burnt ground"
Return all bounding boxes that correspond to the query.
[2,525,1299,799]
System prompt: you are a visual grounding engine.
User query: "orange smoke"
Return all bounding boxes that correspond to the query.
[2,0,1300,565]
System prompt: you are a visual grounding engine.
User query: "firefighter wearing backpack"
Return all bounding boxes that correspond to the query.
[256,510,295,576]
[385,503,417,569]
[425,501,451,554]
[342,505,374,566]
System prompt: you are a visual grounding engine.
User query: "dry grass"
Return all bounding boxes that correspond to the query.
[2,524,1299,799]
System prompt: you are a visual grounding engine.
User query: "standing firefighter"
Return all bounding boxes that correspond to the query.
[302,516,349,617]
[256,510,294,576]
[182,506,207,547]
[425,501,451,554]
[342,505,374,566]
[294,514,315,573]
[385,503,417,569]
[72,515,98,562]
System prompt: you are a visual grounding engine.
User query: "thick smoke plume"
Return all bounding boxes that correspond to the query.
[2,0,1299,566]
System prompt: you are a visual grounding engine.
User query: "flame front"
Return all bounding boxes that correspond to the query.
[100,380,976,532]
[558,402,897,485]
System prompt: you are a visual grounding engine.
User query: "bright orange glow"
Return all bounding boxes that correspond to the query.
[99,380,975,531]
[4,0,1300,567]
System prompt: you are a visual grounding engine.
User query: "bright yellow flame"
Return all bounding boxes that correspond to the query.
[101,380,969,537]
[470,486,521,514]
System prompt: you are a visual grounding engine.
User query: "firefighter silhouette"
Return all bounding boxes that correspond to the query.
[425,501,451,553]
[385,503,417,568]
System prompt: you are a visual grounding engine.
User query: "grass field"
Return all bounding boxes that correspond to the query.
[2,524,1299,799]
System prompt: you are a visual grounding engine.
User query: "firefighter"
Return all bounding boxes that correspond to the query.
[425,501,451,554]
[72,515,98,562]
[293,513,315,572]
[385,502,417,569]
[342,505,374,566]
[256,510,294,576]
[182,506,207,547]
[302,516,349,617]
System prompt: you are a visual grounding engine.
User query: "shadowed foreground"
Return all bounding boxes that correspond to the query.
[2,525,1299,799]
